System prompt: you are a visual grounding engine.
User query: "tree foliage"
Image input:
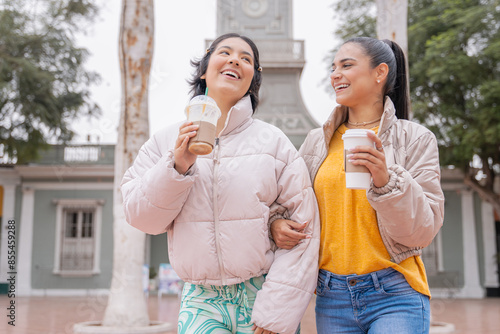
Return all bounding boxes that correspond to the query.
[0,0,100,164]
[408,0,500,194]
[330,0,500,204]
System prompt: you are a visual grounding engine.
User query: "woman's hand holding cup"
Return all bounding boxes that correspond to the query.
[345,130,389,188]
[174,121,199,175]
[365,131,390,188]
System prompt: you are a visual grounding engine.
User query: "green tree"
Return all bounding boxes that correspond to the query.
[0,0,100,164]
[329,0,500,213]
[409,0,500,213]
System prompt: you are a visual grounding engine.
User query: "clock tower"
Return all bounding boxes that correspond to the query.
[214,0,318,147]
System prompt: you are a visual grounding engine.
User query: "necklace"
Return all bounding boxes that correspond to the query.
[347,116,382,127]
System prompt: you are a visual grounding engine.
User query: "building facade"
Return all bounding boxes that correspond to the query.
[0,145,115,296]
[427,170,500,298]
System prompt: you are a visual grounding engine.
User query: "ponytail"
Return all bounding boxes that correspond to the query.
[345,37,410,120]
[381,39,409,120]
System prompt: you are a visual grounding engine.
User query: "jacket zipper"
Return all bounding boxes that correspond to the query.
[212,137,227,284]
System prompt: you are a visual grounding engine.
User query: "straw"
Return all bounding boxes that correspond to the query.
[202,87,208,114]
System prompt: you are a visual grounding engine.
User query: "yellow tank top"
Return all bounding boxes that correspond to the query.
[314,124,430,297]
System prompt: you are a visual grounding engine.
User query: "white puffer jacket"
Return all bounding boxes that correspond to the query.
[121,96,320,334]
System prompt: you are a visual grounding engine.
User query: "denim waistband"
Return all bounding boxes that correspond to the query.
[318,268,402,290]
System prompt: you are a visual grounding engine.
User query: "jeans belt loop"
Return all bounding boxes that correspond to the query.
[371,271,381,290]
[325,271,332,289]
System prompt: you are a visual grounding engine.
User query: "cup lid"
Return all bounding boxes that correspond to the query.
[342,129,375,139]
[190,95,216,104]
[184,95,221,118]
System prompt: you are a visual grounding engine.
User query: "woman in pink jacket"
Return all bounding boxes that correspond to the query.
[121,33,319,334]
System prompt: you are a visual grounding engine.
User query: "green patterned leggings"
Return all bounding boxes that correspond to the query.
[178,276,265,334]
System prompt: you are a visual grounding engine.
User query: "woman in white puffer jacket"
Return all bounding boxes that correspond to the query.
[121,33,320,334]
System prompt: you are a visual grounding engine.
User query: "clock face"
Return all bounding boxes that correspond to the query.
[242,0,269,18]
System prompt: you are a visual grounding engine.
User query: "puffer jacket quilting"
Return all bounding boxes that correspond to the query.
[121,95,320,334]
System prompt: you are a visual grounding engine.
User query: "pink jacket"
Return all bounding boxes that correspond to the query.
[121,96,320,334]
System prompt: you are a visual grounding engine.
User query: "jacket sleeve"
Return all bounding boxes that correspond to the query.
[367,130,444,248]
[252,152,320,334]
[121,133,198,235]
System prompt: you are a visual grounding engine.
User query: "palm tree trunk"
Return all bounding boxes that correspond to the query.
[376,0,408,55]
[102,0,154,327]
[376,0,410,118]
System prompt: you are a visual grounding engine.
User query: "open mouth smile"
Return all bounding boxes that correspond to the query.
[334,83,350,92]
[221,70,240,79]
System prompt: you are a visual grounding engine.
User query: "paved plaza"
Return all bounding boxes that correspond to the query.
[1,295,500,333]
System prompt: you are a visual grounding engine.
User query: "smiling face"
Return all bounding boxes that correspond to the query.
[330,42,381,108]
[201,37,255,109]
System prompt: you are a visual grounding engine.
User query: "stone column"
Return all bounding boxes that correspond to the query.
[460,190,484,298]
[18,187,35,296]
[0,184,18,282]
[481,202,499,290]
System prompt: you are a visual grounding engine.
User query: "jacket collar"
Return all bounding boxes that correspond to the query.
[219,95,254,137]
[378,96,398,137]
[322,96,398,146]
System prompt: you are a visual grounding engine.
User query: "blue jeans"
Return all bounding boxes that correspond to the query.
[315,268,430,334]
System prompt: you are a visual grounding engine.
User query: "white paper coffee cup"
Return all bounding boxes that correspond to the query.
[342,129,376,189]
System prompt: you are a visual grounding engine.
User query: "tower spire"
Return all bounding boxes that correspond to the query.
[214,0,318,147]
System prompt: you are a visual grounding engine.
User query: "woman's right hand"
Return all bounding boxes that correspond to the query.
[174,121,199,174]
[270,219,310,250]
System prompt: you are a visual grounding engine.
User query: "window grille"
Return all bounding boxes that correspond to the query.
[53,199,104,276]
[60,208,95,272]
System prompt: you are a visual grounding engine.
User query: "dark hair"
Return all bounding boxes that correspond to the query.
[344,37,409,120]
[187,33,262,113]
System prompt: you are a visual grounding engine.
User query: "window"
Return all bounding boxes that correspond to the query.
[53,199,104,276]
[421,231,443,276]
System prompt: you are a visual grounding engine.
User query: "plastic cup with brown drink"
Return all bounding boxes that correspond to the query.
[342,129,376,189]
[185,95,221,155]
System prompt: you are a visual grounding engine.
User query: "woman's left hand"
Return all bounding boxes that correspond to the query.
[270,219,309,250]
[347,131,390,188]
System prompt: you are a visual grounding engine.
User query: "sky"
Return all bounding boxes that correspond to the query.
[75,0,339,144]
